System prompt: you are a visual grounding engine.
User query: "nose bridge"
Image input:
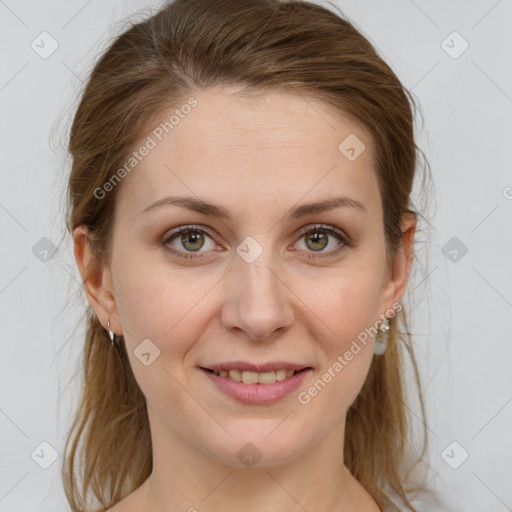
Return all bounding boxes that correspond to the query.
[222,238,294,340]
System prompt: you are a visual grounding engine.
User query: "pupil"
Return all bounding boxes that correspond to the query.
[183,231,203,251]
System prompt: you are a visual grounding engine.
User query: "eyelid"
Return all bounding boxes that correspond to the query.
[296,223,351,244]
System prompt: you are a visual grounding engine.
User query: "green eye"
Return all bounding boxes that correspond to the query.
[163,224,351,260]
[295,224,350,259]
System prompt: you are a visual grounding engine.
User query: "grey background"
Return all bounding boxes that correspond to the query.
[0,0,511,511]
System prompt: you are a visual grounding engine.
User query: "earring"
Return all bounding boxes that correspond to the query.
[373,317,390,356]
[106,319,120,348]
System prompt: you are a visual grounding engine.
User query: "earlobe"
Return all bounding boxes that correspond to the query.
[72,226,122,335]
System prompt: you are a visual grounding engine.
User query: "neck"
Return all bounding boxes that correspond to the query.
[135,409,379,511]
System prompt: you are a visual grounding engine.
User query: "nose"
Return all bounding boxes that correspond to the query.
[221,252,295,342]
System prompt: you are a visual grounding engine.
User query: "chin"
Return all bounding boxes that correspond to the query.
[201,427,306,469]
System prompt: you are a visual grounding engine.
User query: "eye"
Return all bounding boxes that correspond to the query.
[163,225,218,259]
[293,224,350,259]
[162,224,351,260]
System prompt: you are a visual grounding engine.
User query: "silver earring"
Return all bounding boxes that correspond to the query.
[106,319,120,348]
[373,318,390,356]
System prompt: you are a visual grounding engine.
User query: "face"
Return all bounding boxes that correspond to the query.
[76,85,414,469]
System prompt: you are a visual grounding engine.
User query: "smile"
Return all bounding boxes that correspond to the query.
[199,367,312,404]
[204,368,298,384]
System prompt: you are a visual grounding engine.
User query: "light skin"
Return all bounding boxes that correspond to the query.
[73,85,416,512]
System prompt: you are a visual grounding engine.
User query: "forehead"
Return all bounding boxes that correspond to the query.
[115,85,381,224]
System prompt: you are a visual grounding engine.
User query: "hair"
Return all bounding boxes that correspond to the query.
[62,0,434,510]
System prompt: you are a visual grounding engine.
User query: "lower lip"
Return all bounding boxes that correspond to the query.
[200,368,312,404]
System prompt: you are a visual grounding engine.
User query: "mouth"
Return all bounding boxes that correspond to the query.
[198,364,313,404]
[198,364,313,406]
[199,366,311,384]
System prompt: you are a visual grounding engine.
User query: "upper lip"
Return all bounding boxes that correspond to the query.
[200,361,312,373]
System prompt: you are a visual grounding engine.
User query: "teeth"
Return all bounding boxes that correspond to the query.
[258,371,276,384]
[228,369,242,382]
[275,369,286,381]
[242,371,259,384]
[212,368,299,383]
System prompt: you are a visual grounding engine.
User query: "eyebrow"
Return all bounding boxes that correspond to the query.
[141,195,367,219]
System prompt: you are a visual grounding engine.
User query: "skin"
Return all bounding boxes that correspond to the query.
[74,85,416,512]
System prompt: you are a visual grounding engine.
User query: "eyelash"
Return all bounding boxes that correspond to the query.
[162,224,352,261]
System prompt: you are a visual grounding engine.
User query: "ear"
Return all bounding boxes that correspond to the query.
[73,225,122,335]
[379,212,417,314]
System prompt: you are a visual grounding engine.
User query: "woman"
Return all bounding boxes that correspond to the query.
[63,0,432,510]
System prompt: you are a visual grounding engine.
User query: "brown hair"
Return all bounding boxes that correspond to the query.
[63,0,433,510]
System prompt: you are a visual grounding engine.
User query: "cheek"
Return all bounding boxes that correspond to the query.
[303,286,377,421]
[291,268,382,408]
[303,265,384,349]
[112,250,219,351]
[111,257,209,410]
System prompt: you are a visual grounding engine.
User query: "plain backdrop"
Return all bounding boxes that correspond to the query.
[1,1,511,511]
